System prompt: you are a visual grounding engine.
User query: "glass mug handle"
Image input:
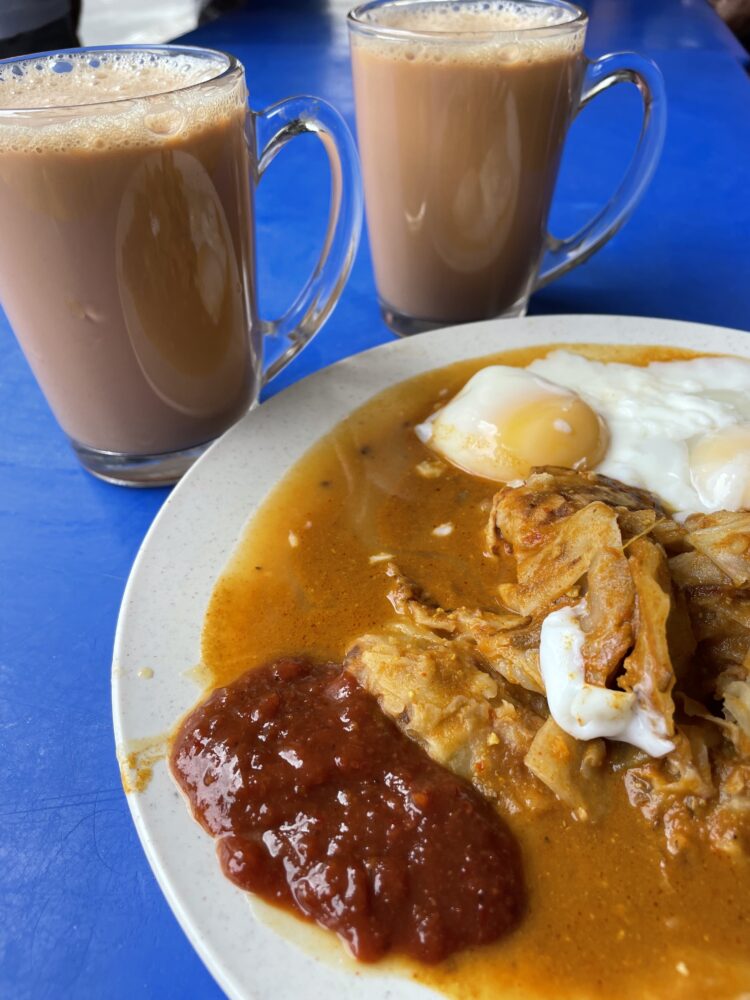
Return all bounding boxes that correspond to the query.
[535,52,667,289]
[252,96,363,383]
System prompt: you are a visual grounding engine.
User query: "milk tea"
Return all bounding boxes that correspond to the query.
[351,1,585,325]
[0,52,258,456]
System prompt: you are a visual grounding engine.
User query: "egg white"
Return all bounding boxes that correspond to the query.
[528,351,750,518]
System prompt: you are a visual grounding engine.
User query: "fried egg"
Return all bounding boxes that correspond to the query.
[529,351,750,517]
[417,352,750,518]
[415,366,608,482]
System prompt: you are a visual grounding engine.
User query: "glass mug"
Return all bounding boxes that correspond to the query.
[0,45,361,485]
[348,0,667,335]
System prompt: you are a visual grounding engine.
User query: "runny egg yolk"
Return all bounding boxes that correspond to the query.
[497,395,608,479]
[415,367,609,482]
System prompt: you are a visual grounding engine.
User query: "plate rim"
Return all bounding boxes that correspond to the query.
[112,313,750,1000]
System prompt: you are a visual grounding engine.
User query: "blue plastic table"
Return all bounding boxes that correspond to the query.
[2,2,749,996]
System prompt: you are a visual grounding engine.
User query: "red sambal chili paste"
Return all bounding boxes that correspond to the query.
[170,657,525,963]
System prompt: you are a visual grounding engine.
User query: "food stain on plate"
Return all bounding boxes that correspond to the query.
[119,733,168,793]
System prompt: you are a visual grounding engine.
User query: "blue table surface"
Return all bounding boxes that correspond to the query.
[2,1,749,996]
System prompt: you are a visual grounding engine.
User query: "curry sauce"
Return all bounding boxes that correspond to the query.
[199,343,750,999]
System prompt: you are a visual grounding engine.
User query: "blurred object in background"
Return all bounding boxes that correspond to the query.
[0,0,80,58]
[710,0,750,50]
[200,0,246,27]
[78,0,243,45]
[80,0,202,45]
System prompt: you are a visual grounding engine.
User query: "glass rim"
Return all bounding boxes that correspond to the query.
[0,43,240,115]
[348,0,587,41]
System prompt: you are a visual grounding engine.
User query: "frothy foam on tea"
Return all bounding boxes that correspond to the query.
[0,51,219,107]
[0,51,241,152]
[354,0,584,62]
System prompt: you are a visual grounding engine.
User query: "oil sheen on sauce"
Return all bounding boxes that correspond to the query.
[198,344,750,999]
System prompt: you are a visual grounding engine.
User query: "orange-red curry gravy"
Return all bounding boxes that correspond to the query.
[178,345,750,998]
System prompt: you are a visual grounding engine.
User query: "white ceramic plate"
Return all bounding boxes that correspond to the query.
[112,314,750,1000]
